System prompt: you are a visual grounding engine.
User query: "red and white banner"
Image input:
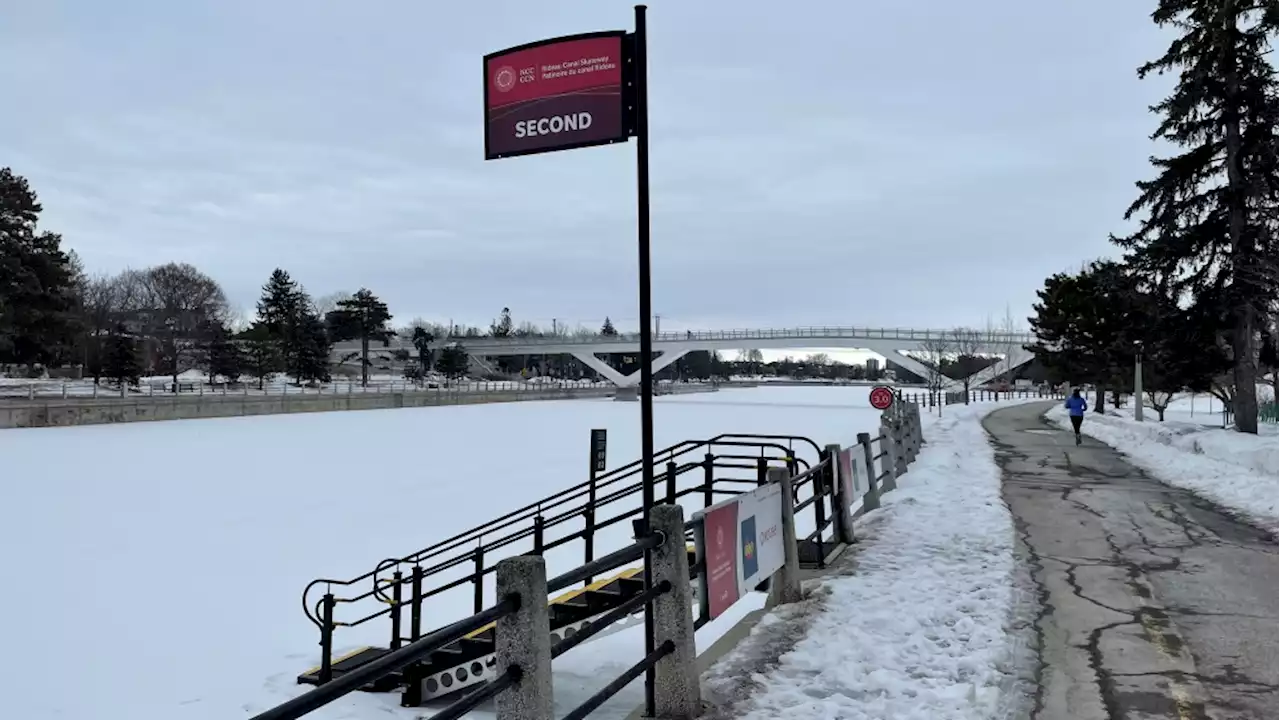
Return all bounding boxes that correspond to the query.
[696,482,786,620]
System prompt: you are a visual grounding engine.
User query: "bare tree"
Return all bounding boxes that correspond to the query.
[313,291,351,318]
[918,335,952,414]
[949,327,986,403]
[81,274,120,383]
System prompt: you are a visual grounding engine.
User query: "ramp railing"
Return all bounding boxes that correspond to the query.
[299,432,823,696]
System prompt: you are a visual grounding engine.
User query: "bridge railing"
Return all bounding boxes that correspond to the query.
[424,326,1037,348]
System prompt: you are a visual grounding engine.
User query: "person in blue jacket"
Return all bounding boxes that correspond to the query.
[1064,389,1088,445]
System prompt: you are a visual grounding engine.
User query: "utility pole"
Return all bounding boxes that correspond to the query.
[1134,340,1144,421]
[654,314,661,337]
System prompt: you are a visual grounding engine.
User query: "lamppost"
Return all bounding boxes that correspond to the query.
[1133,340,1144,422]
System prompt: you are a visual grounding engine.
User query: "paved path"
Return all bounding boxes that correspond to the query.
[986,402,1278,720]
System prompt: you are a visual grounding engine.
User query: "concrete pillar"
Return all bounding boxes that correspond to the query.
[857,432,880,511]
[648,504,701,719]
[765,467,802,608]
[879,424,900,492]
[495,556,553,720]
[826,443,856,545]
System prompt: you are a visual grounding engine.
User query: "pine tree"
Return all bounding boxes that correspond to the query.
[438,343,469,379]
[327,288,393,387]
[490,307,513,337]
[600,317,618,336]
[293,312,332,385]
[1028,261,1147,412]
[0,168,82,367]
[1111,0,1277,432]
[239,323,280,390]
[411,326,434,375]
[102,324,141,389]
[256,269,304,337]
[205,323,244,383]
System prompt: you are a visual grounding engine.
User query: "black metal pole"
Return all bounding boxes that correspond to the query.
[633,5,656,718]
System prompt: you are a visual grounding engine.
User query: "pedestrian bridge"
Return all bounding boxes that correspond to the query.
[339,325,1037,389]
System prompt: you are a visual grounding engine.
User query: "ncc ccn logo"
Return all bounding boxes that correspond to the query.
[740,516,759,577]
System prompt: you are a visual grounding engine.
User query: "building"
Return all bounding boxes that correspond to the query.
[865,358,881,378]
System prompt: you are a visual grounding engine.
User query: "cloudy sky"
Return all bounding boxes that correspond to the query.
[2,0,1173,334]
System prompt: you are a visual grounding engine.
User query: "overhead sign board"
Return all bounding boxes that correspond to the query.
[484,31,629,160]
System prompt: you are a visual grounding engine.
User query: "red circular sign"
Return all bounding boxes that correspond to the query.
[869,386,895,410]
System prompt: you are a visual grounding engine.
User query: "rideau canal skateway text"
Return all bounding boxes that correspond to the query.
[987,402,1278,720]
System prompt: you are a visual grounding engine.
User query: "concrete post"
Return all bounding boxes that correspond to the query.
[495,556,553,720]
[825,443,856,545]
[647,504,701,719]
[879,425,899,492]
[857,432,880,511]
[765,466,802,608]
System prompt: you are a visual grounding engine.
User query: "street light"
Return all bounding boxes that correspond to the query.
[1133,340,1144,422]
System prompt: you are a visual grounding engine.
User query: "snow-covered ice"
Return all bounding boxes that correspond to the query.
[0,384,903,720]
[1046,395,1279,534]
[703,400,1040,720]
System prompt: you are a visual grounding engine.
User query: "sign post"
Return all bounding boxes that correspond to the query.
[484,8,655,712]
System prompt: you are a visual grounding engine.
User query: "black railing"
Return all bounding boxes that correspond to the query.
[252,596,520,720]
[299,432,821,697]
[899,387,1062,408]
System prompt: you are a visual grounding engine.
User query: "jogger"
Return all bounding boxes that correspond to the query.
[1064,389,1088,445]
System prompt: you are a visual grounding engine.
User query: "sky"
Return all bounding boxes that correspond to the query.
[1,0,1175,336]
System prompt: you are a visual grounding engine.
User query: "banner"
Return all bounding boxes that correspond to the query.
[700,502,740,619]
[734,483,784,593]
[484,32,628,159]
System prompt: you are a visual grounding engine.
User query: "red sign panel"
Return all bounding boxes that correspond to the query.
[869,385,895,411]
[484,32,628,160]
[702,502,740,620]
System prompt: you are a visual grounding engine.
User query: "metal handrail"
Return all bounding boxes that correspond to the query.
[302,433,816,625]
[252,595,519,720]
[336,326,1038,351]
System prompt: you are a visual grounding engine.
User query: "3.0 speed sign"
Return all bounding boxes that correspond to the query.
[869,385,895,410]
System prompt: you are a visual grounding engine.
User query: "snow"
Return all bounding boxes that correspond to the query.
[0,384,907,720]
[1046,395,1279,534]
[703,399,1041,720]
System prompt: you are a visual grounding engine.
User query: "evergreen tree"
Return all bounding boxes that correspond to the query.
[438,343,469,379]
[1027,261,1145,412]
[102,324,141,389]
[0,168,82,366]
[326,288,393,387]
[256,269,304,337]
[411,326,434,375]
[600,317,618,336]
[205,322,244,383]
[293,312,332,385]
[1110,0,1277,433]
[490,307,514,337]
[239,323,280,390]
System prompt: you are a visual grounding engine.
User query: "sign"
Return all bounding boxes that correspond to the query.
[700,502,740,619]
[869,385,895,411]
[734,483,784,592]
[484,32,629,160]
[590,428,608,473]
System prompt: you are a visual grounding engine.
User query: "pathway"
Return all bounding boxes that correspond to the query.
[985,402,1278,720]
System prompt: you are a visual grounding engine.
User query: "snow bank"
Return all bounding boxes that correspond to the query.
[704,400,1036,720]
[1046,403,1279,534]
